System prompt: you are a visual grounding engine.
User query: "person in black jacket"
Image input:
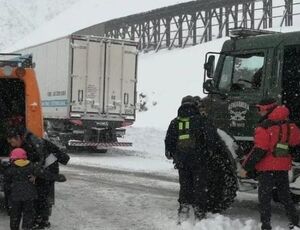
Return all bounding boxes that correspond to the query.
[6,126,68,229]
[34,139,70,229]
[165,96,238,224]
[165,95,212,224]
[6,126,67,182]
[5,148,37,230]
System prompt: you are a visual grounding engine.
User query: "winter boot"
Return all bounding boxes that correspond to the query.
[32,217,48,230]
[193,206,205,222]
[32,222,50,229]
[177,203,190,225]
[54,174,67,182]
[39,220,51,228]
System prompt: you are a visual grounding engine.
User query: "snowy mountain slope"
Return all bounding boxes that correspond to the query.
[135,38,226,129]
[0,0,80,50]
[6,0,194,52]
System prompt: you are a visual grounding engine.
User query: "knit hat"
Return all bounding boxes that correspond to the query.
[10,148,27,160]
[193,96,204,108]
[181,95,194,105]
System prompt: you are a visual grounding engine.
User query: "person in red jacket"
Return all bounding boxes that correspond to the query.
[243,98,300,230]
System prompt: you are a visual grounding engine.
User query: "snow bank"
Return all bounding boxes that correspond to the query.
[158,213,286,230]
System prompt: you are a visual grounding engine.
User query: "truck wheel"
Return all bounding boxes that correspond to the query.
[96,149,108,153]
[65,145,80,153]
[87,147,107,153]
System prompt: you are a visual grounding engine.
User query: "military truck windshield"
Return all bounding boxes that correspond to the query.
[218,53,265,92]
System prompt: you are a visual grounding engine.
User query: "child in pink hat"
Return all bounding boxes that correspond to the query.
[6,148,37,230]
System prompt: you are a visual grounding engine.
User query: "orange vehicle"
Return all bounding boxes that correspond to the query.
[0,53,43,158]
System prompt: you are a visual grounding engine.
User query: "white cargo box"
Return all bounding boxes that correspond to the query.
[18,35,138,122]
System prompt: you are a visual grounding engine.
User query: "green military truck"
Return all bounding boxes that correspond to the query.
[203,28,300,200]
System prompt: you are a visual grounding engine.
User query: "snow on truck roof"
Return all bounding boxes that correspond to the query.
[8,0,193,52]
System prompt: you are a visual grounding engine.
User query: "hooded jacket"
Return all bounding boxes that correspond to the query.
[5,159,37,201]
[243,105,300,171]
[165,103,219,169]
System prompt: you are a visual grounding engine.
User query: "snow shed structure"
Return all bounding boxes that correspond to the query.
[74,0,300,51]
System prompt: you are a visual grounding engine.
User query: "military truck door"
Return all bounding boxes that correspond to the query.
[211,51,267,139]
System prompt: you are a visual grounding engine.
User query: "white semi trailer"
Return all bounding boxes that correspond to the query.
[18,35,138,151]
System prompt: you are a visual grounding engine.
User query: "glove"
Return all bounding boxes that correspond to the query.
[246,170,258,179]
[165,151,173,160]
[238,168,248,178]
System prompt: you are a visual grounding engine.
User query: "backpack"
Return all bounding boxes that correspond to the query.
[176,117,196,152]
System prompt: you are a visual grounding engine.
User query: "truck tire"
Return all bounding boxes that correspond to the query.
[65,144,82,153]
[206,138,238,213]
[87,147,108,153]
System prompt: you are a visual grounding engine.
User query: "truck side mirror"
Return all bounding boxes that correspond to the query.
[204,55,215,78]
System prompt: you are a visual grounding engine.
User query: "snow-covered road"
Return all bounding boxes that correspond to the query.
[0,163,295,230]
[0,164,179,230]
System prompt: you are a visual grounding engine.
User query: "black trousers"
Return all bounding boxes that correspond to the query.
[35,180,52,222]
[10,200,35,230]
[258,171,299,227]
[178,166,207,212]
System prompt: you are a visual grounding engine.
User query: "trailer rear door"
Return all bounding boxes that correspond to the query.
[71,38,105,114]
[104,42,137,117]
